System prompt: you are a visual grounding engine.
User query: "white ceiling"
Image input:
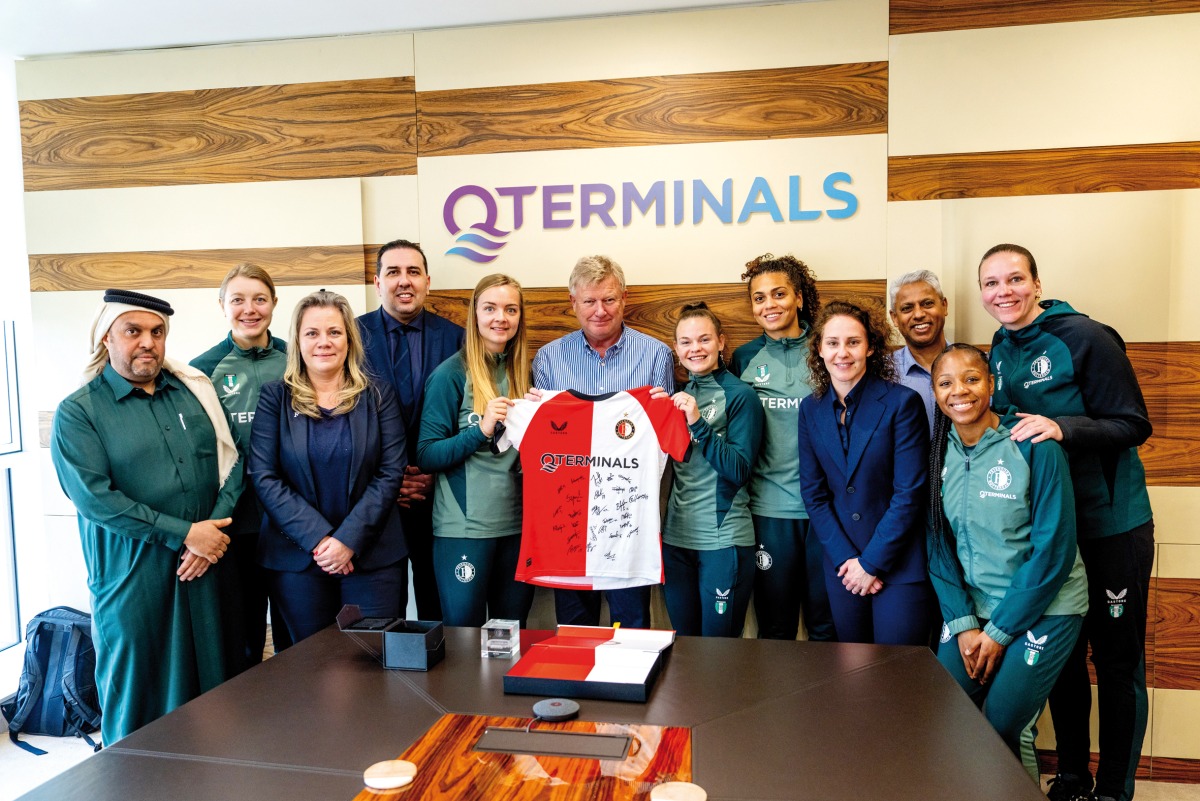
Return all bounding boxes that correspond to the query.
[0,0,787,59]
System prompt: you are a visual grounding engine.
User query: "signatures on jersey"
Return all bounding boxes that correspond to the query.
[548,470,648,561]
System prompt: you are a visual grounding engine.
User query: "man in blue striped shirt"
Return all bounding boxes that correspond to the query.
[532,255,675,627]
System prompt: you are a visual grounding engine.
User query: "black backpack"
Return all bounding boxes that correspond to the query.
[1,606,102,754]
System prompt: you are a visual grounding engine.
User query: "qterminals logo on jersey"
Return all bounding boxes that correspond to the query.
[442,171,859,264]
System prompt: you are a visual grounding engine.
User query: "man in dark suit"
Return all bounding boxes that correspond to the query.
[357,239,465,620]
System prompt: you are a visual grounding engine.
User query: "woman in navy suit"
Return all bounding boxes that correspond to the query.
[249,290,407,644]
[796,298,934,645]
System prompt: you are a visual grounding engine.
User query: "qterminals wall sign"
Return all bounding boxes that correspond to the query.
[418,137,886,286]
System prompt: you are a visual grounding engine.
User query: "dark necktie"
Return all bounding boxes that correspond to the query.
[392,326,415,418]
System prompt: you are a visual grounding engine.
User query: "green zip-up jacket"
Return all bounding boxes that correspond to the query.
[664,368,764,550]
[730,330,812,518]
[930,419,1088,647]
[190,332,287,535]
[989,300,1152,539]
[416,352,521,539]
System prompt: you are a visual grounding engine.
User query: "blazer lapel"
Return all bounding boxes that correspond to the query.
[347,393,370,497]
[845,377,887,479]
[815,391,849,476]
[286,401,317,499]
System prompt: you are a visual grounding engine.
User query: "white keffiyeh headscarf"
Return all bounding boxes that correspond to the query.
[84,290,239,486]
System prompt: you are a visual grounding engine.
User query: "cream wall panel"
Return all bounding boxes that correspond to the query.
[41,514,92,614]
[1157,544,1200,581]
[16,33,415,100]
[361,176,422,246]
[417,135,886,290]
[938,191,1179,346]
[414,0,887,91]
[24,179,364,254]
[889,13,1200,156]
[1168,189,1200,341]
[1152,688,1200,760]
[1147,487,1200,547]
[40,452,74,516]
[32,285,369,418]
[884,199,961,343]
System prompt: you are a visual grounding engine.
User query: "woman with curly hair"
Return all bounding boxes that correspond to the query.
[795,297,934,644]
[730,253,834,641]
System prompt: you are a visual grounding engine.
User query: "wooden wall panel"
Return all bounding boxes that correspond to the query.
[20,77,416,192]
[888,142,1200,201]
[1130,342,1200,487]
[1037,752,1154,782]
[29,246,368,291]
[416,63,888,158]
[890,0,1200,35]
[1153,578,1200,691]
[426,280,886,356]
[1148,757,1200,784]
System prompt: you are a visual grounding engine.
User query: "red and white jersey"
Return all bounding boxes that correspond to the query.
[497,387,690,590]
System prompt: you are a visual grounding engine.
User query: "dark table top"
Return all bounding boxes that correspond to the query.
[18,626,1046,801]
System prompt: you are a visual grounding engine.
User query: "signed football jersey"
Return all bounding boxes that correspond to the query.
[496,387,690,589]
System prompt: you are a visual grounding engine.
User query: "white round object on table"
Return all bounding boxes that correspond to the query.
[363,759,417,790]
[650,781,707,801]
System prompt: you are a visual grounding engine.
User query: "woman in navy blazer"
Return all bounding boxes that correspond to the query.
[796,298,934,645]
[250,291,407,644]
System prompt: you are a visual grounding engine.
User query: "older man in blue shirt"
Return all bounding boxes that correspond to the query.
[532,255,674,627]
[888,269,949,434]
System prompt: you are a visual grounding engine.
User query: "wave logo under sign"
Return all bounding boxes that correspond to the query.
[443,185,511,264]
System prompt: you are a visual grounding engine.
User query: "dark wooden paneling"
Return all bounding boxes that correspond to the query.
[29,246,368,292]
[1152,578,1200,691]
[416,63,888,158]
[888,141,1200,201]
[1130,342,1200,487]
[426,280,886,355]
[890,0,1200,35]
[20,77,416,191]
[1149,757,1200,784]
[1037,751,1153,782]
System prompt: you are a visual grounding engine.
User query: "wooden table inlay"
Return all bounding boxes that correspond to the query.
[353,713,692,800]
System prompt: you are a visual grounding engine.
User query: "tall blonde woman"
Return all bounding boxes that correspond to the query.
[416,274,534,626]
[191,263,288,663]
[249,291,406,644]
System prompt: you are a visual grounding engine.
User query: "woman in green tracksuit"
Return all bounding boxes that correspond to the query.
[191,263,289,666]
[928,344,1087,783]
[416,273,533,627]
[663,302,764,637]
[729,253,834,641]
[979,244,1153,801]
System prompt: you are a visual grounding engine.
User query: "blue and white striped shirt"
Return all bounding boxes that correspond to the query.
[533,326,675,395]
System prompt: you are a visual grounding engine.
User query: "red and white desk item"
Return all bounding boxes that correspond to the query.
[504,626,676,703]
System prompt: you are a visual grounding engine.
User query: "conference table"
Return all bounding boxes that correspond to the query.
[17,626,1046,800]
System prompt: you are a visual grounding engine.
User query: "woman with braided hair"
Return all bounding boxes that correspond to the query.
[927,343,1086,782]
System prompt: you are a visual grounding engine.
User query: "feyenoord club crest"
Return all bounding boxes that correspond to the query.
[714,588,731,615]
[615,418,636,440]
[755,548,772,570]
[1107,588,1128,618]
[702,403,717,422]
[454,558,476,583]
[1024,630,1048,666]
[1031,354,1052,379]
[987,463,1012,492]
